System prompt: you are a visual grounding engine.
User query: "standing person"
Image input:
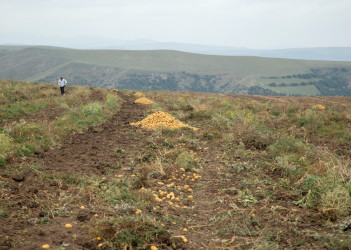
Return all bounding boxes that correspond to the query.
[58,77,67,96]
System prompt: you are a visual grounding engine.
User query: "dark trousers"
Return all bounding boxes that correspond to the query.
[60,86,65,95]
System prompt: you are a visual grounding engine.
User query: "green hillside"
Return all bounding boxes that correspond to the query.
[1,46,351,96]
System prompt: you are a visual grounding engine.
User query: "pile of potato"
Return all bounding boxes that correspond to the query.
[130,111,198,131]
[313,104,326,110]
[134,97,154,104]
[134,92,143,97]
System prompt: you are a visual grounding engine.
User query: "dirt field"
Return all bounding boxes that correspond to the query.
[1,88,351,249]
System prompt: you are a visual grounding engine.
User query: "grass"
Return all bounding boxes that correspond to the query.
[0,80,122,165]
[145,90,351,247]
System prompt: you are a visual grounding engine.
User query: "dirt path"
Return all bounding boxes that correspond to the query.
[33,92,151,176]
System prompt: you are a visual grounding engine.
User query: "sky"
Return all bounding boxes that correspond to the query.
[0,0,350,49]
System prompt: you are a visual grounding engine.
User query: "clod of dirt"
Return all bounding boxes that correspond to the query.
[225,189,238,196]
[134,97,154,104]
[49,180,58,186]
[26,187,39,194]
[77,209,91,222]
[38,230,46,237]
[114,203,135,214]
[81,241,100,250]
[156,231,172,245]
[12,174,25,182]
[173,237,186,248]
[130,111,198,131]
[333,216,351,231]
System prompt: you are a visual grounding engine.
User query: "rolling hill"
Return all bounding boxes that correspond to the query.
[1,45,351,96]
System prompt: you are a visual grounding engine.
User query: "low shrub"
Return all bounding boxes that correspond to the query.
[175,150,197,171]
[269,136,309,156]
[296,171,351,221]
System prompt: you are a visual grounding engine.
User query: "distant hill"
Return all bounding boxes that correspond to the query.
[93,41,351,62]
[1,45,351,96]
[2,36,351,61]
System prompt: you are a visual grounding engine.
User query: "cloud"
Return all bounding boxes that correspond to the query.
[0,0,350,48]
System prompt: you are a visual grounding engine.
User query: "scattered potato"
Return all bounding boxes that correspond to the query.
[42,244,50,249]
[80,206,85,209]
[150,246,158,250]
[155,197,162,202]
[65,224,72,229]
[183,228,188,232]
[166,183,175,188]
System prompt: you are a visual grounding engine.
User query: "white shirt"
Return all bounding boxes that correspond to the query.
[58,79,67,87]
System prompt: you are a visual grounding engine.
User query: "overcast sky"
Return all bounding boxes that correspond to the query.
[1,0,350,49]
